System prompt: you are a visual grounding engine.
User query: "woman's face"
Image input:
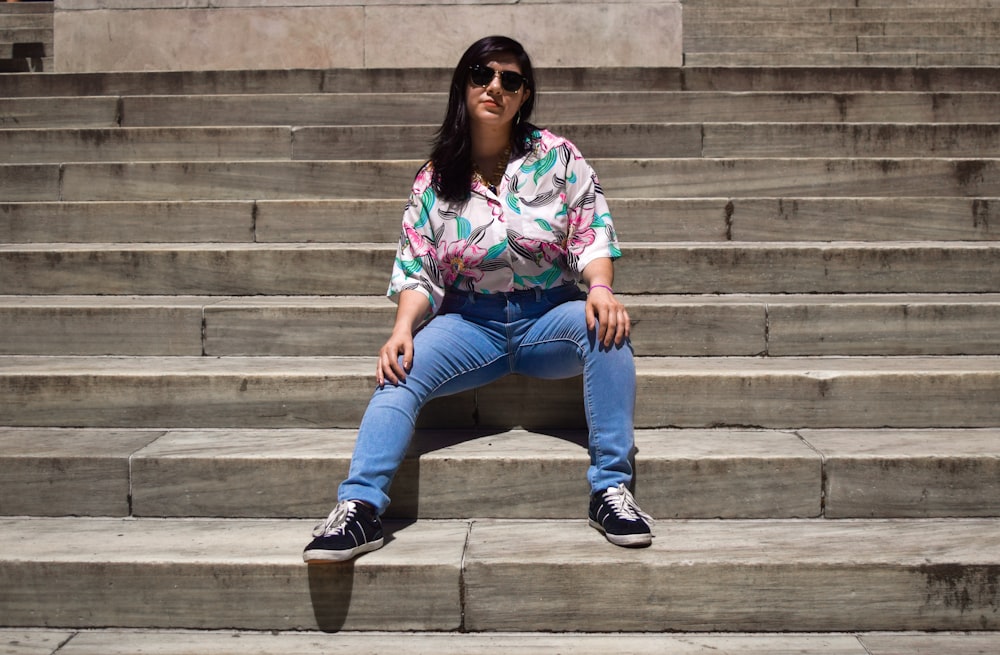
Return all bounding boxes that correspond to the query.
[465,53,531,130]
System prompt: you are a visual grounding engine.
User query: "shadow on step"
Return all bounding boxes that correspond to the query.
[306,520,412,632]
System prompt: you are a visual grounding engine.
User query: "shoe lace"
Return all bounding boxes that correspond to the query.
[604,483,654,524]
[312,501,356,538]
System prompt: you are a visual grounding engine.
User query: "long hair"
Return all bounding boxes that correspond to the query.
[429,35,538,203]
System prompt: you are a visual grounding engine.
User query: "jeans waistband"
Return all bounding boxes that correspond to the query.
[454,284,582,304]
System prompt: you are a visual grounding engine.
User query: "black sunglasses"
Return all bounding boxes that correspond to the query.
[468,63,527,93]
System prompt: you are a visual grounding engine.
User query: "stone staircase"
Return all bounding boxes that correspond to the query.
[2,0,1000,652]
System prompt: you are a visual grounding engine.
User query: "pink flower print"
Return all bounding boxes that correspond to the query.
[440,239,486,286]
[412,166,434,193]
[513,234,564,265]
[566,224,596,257]
[403,223,435,257]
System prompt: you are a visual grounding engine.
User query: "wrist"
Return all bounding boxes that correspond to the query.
[588,283,614,295]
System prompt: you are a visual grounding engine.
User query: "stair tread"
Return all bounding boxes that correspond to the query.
[2,354,999,372]
[3,515,998,564]
[9,629,998,655]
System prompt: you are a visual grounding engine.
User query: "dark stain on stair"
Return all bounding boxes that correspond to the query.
[955,160,988,189]
[972,199,992,232]
[920,564,1000,623]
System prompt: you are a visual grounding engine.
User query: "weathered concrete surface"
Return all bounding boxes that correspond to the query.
[0,517,466,631]
[0,428,161,516]
[2,243,997,295]
[803,428,1000,518]
[464,518,1000,632]
[53,1,681,72]
[2,355,999,430]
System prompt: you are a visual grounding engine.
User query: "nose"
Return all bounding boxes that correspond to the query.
[486,72,503,93]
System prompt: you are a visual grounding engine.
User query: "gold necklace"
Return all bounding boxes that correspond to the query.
[473,145,511,190]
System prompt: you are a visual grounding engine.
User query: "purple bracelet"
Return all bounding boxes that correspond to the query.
[588,284,614,295]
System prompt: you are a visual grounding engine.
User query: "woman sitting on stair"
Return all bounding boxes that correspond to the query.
[304,35,652,563]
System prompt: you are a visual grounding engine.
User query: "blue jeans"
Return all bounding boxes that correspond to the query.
[337,283,637,515]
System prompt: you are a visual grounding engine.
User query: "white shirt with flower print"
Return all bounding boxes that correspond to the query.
[388,129,621,317]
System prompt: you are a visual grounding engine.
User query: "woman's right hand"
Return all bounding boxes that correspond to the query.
[376,289,432,388]
[376,328,414,388]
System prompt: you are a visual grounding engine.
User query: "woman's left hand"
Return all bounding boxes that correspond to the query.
[586,285,630,347]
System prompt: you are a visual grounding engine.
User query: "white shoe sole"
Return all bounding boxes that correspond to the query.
[589,519,652,547]
[303,538,384,564]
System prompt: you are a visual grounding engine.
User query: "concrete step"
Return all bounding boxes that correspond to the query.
[1,516,999,631]
[6,630,1000,655]
[2,198,995,243]
[11,629,1000,655]
[1,242,996,295]
[2,426,997,521]
[8,91,1000,129]
[684,51,1000,70]
[3,294,999,357]
[686,21,1000,37]
[4,158,999,202]
[0,355,997,429]
[685,52,1000,67]
[685,36,1000,54]
[686,7,1000,22]
[6,123,999,163]
[2,67,999,98]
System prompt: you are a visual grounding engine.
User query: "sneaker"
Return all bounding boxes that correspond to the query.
[303,500,384,563]
[588,483,653,547]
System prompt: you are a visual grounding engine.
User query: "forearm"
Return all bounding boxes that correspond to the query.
[391,289,433,336]
[581,257,615,291]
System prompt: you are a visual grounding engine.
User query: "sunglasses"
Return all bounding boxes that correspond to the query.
[468,63,527,93]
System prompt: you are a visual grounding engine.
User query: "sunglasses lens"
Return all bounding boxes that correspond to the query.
[499,72,524,92]
[469,65,493,86]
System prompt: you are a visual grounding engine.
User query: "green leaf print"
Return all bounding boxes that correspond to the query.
[455,215,472,240]
[521,148,557,184]
[534,219,554,232]
[522,265,562,288]
[397,256,424,277]
[485,238,508,260]
[506,193,521,214]
[414,187,435,229]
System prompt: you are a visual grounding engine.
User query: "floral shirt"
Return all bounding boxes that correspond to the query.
[388,129,621,317]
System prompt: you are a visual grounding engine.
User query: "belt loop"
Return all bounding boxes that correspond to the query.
[534,287,541,301]
[467,289,476,304]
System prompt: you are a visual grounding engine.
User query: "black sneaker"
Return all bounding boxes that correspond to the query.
[589,483,653,547]
[303,500,384,563]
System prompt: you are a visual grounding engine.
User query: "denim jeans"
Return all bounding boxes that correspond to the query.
[337,283,637,515]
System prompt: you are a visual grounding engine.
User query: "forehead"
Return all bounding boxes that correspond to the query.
[479,52,522,72]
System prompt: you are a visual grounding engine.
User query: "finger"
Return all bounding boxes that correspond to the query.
[585,299,597,332]
[615,310,628,346]
[599,306,613,346]
[402,340,414,372]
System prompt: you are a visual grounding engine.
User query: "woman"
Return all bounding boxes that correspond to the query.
[304,35,652,563]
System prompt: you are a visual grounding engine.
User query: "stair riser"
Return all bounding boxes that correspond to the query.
[7,427,996,521]
[687,21,1000,37]
[6,124,1000,164]
[686,36,1000,54]
[5,299,1000,357]
[2,198,995,243]
[4,68,1000,98]
[1,364,998,429]
[6,159,997,202]
[687,54,1000,67]
[2,245,995,294]
[9,92,1000,128]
